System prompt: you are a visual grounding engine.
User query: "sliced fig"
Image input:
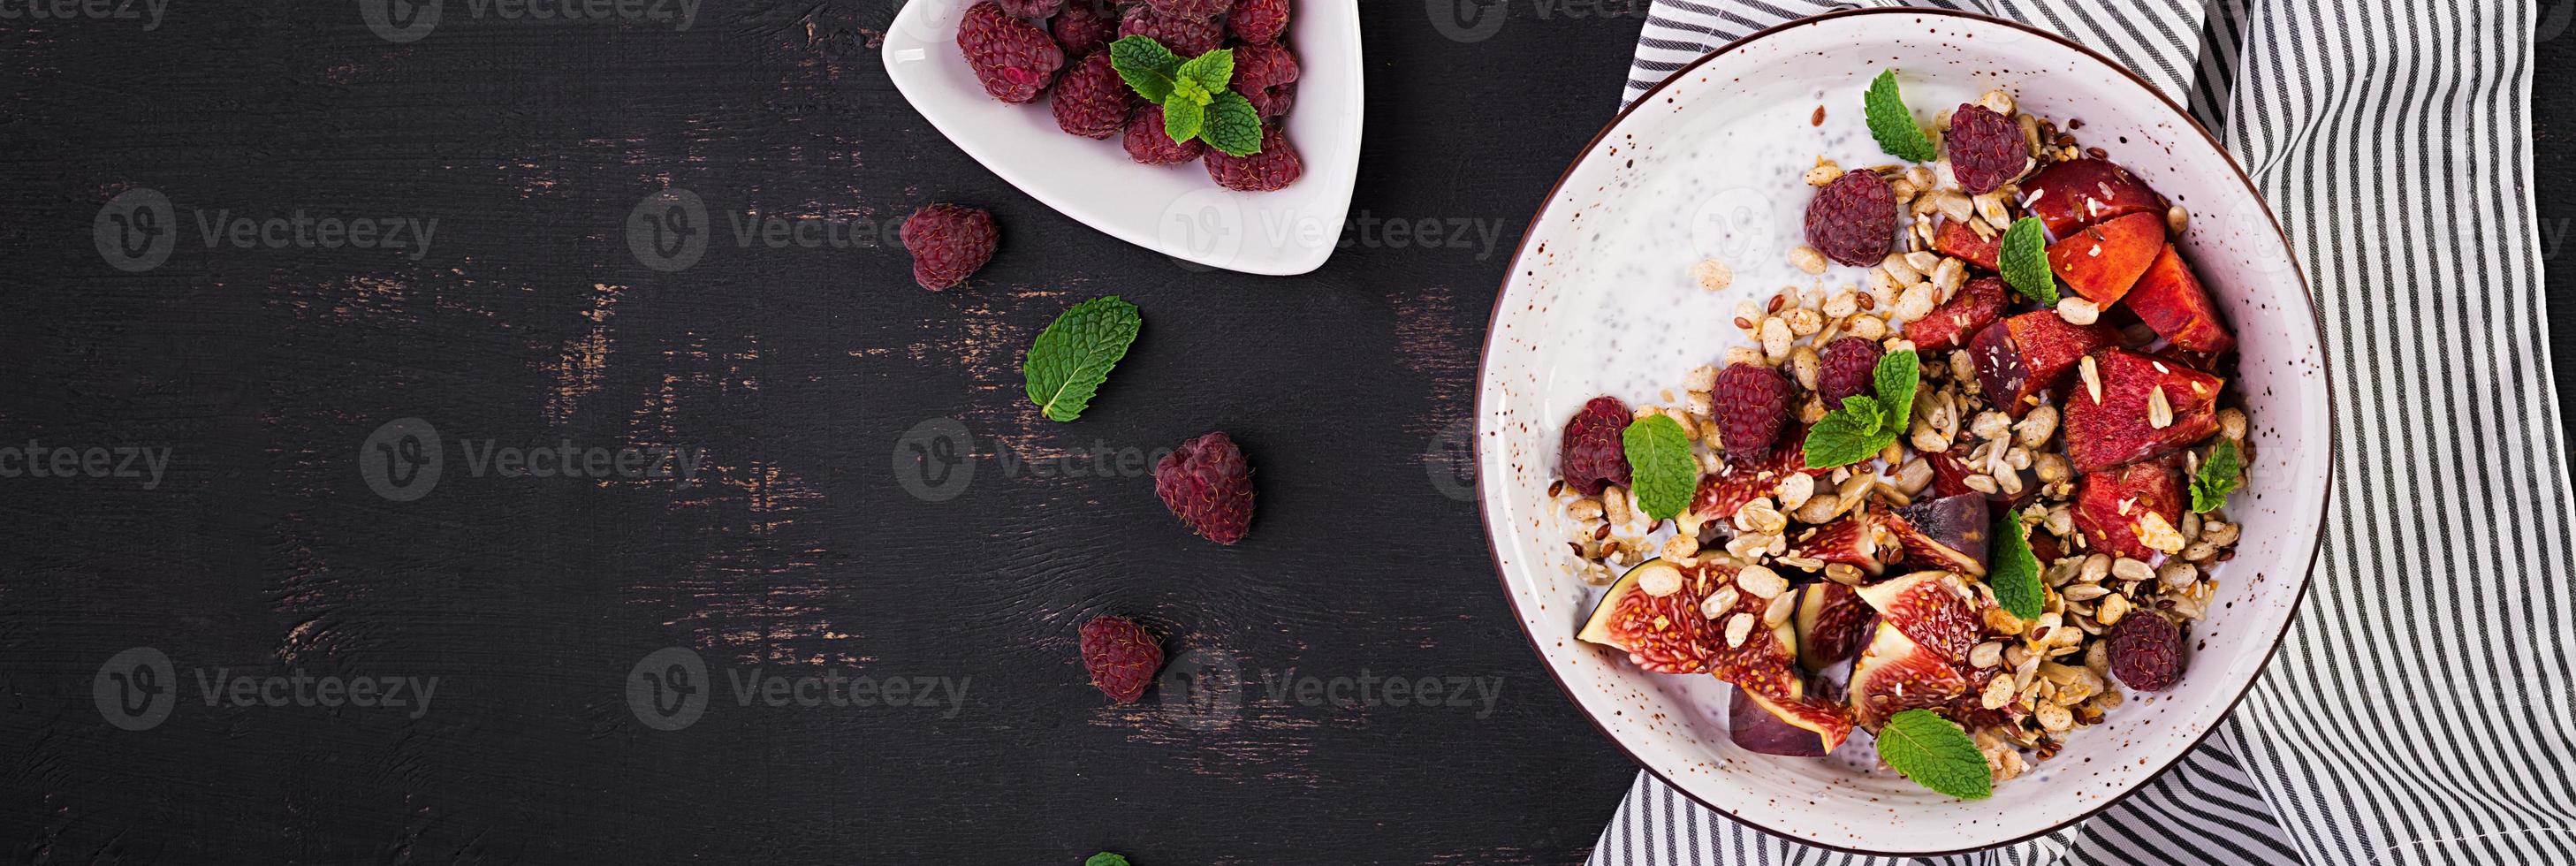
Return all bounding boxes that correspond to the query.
[1699,562,1805,703]
[1794,582,1873,672]
[2023,157,2163,237]
[1853,571,1983,665]
[1782,514,1885,578]
[1576,559,1718,674]
[1846,621,1970,727]
[1729,683,1853,756]
[1881,493,1992,575]
[2063,349,2223,473]
[1688,430,1833,522]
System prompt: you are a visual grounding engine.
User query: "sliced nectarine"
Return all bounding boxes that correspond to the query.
[1969,310,2121,416]
[1933,219,2001,271]
[2047,211,2166,304]
[2063,349,2223,473]
[2125,244,2235,354]
[1902,276,2007,353]
[2023,157,2163,236]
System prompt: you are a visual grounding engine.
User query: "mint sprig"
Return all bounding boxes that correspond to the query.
[1804,350,1921,468]
[1085,855,1131,866]
[1023,296,1144,422]
[1878,709,1994,800]
[1622,414,1697,522]
[2190,438,2245,513]
[1988,512,2045,620]
[1109,36,1263,157]
[1999,216,2057,305]
[1863,69,1940,163]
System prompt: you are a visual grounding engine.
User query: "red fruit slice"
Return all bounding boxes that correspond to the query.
[2125,245,2236,354]
[1970,310,2122,416]
[1576,559,1719,674]
[1688,430,1833,522]
[1847,621,1970,727]
[2047,211,2167,304]
[1782,514,1887,578]
[2063,349,2224,473]
[1903,275,2008,353]
[1698,561,1806,703]
[2072,457,2186,560]
[1879,494,1992,576]
[1933,219,2002,271]
[1730,684,1854,756]
[1793,581,1873,672]
[1853,571,1983,665]
[2023,158,2163,237]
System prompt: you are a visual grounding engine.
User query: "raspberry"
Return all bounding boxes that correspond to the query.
[1946,103,2028,195]
[1803,171,1896,267]
[1558,396,1630,497]
[2107,612,2184,691]
[1155,431,1254,545]
[1145,0,1232,16]
[1078,616,1165,703]
[1119,4,1222,57]
[1711,363,1792,459]
[1228,0,1288,43]
[1229,41,1299,117]
[899,203,999,291]
[1816,337,1882,409]
[1051,0,1116,57]
[1052,52,1134,139]
[994,0,1063,16]
[1123,104,1205,164]
[960,1,1065,103]
[1204,124,1301,192]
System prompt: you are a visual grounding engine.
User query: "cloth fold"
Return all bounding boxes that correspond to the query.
[1599,2,2565,863]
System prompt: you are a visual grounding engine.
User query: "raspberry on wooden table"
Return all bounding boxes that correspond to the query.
[899,204,999,291]
[1078,616,1165,703]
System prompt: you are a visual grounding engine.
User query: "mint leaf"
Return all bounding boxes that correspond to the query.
[2191,438,2245,513]
[1988,513,2045,619]
[1161,93,1204,143]
[1023,296,1144,422]
[1840,394,1885,433]
[1199,90,1264,156]
[1085,855,1131,866]
[1873,349,1920,431]
[1622,414,1697,522]
[1176,48,1234,93]
[1999,216,2058,306]
[1877,709,1993,800]
[1108,36,1181,103]
[1863,69,1939,163]
[1803,409,1881,469]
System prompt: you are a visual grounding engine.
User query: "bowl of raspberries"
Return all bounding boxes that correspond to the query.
[1473,10,2329,855]
[883,0,1361,275]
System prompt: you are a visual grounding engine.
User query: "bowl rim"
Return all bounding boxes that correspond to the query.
[1472,6,2336,855]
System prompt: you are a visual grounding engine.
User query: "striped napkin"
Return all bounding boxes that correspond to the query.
[1600,2,2566,864]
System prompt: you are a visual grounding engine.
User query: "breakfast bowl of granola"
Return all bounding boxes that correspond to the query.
[1474,9,2330,855]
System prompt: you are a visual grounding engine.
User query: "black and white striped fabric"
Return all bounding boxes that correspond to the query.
[1601,2,2566,864]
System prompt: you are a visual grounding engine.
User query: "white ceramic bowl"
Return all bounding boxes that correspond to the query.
[881,0,1362,275]
[1475,9,2331,855]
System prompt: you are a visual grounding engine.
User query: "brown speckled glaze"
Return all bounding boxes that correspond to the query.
[1472,9,2332,855]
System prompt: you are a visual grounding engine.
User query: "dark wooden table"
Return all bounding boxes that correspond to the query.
[3,4,2567,863]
